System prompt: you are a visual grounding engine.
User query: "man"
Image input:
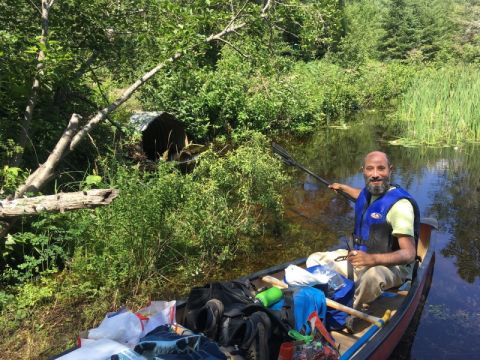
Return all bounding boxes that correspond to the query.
[306,151,420,330]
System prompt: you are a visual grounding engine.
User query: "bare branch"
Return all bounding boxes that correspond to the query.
[216,37,250,59]
[261,0,274,17]
[273,24,300,39]
[1,189,119,218]
[207,21,247,42]
[27,0,41,14]
[87,64,126,134]
[224,0,249,32]
[73,51,98,79]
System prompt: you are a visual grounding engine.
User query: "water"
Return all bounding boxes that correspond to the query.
[267,117,480,359]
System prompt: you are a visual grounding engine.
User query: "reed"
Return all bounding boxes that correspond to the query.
[394,65,480,146]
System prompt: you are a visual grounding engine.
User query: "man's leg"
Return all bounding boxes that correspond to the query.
[353,265,405,309]
[306,250,349,277]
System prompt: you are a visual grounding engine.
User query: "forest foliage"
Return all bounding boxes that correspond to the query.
[0,0,479,357]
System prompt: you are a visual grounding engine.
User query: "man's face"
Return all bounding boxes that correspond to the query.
[363,152,391,195]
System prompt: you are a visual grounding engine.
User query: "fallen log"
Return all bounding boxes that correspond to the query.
[0,189,119,218]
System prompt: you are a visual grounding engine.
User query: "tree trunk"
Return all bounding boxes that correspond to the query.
[12,0,53,167]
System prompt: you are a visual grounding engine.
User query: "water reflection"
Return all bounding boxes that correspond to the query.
[276,116,480,358]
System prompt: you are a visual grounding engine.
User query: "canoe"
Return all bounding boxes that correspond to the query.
[52,218,436,359]
[238,217,437,359]
[175,217,437,360]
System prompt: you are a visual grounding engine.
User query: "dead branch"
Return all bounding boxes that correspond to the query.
[215,37,250,58]
[0,189,119,218]
[15,114,81,197]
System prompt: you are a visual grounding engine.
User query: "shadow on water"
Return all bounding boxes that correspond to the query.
[267,113,480,359]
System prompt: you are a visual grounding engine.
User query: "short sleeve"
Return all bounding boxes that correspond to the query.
[386,199,415,237]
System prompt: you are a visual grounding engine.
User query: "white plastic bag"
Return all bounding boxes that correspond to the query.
[88,311,143,347]
[285,264,345,290]
[56,338,131,360]
[137,300,176,336]
[284,264,323,287]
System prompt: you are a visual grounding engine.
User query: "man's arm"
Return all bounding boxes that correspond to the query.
[328,182,361,200]
[347,235,416,267]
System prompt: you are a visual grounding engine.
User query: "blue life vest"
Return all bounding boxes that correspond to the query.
[353,186,420,254]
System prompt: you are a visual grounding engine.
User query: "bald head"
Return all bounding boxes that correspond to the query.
[363,151,392,195]
[363,151,390,168]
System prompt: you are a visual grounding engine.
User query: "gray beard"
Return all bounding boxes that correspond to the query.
[367,180,390,195]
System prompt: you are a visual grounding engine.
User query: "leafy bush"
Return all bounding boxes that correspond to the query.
[354,61,417,108]
[1,213,80,288]
[142,49,380,138]
[60,134,288,295]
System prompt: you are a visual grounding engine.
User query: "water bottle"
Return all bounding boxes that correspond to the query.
[324,261,345,291]
[255,286,283,307]
[327,271,345,291]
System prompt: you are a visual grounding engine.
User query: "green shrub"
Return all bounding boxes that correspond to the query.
[62,133,288,295]
[354,61,417,108]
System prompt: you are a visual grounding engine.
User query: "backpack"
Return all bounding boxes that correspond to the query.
[129,324,228,360]
[183,280,289,360]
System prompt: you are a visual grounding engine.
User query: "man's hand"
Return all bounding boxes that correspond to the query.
[328,183,361,200]
[347,235,416,268]
[347,250,375,267]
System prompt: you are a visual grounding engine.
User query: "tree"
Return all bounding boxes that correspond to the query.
[2,1,299,238]
[378,0,417,60]
[378,0,454,62]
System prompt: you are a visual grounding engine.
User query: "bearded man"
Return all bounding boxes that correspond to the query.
[306,151,420,331]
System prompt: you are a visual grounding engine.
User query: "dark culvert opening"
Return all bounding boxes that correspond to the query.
[134,112,188,161]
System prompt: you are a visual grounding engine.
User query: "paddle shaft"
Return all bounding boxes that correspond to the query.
[261,275,383,326]
[271,143,356,203]
[339,310,391,360]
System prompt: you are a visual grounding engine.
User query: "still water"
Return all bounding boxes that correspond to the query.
[266,117,480,359]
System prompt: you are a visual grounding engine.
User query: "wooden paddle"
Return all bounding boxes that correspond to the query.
[271,143,355,203]
[261,275,388,326]
[339,311,392,360]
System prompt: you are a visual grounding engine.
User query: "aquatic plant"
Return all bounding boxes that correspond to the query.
[393,65,480,146]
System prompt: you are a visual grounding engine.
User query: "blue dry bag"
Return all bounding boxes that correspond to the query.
[269,286,327,332]
[306,265,355,331]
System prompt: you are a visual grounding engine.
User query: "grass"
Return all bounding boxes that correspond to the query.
[393,65,480,146]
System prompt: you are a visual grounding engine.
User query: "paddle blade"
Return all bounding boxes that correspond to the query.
[271,143,297,166]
